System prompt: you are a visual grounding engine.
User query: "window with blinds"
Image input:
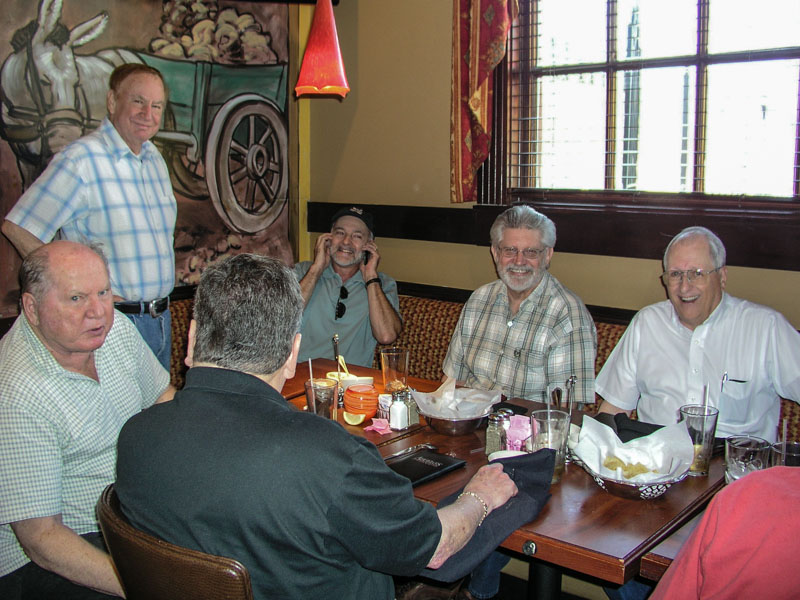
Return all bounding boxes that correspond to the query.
[480,0,800,203]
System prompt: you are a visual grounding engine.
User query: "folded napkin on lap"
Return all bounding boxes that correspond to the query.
[419,449,554,582]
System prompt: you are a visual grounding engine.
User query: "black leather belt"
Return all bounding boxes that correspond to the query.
[114,297,169,318]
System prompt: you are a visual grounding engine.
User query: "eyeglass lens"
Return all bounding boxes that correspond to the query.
[335,286,348,319]
[501,247,545,259]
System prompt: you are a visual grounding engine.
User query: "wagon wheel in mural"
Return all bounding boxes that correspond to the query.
[158,108,209,201]
[204,94,288,234]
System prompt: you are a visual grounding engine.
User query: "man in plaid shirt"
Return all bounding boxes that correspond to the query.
[444,205,596,405]
[2,63,177,370]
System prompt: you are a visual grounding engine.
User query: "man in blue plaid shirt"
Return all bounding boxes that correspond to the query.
[2,63,176,369]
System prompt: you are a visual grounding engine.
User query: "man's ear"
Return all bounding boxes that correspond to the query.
[21,292,39,327]
[184,319,197,368]
[106,89,116,118]
[281,333,302,381]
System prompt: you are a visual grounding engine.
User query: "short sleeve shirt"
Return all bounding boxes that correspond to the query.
[0,312,169,575]
[6,118,176,301]
[293,262,400,367]
[595,294,800,441]
[443,274,597,403]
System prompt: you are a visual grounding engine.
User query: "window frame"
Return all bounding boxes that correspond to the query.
[477,0,800,271]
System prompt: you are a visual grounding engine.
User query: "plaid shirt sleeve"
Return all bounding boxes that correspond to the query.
[545,321,597,405]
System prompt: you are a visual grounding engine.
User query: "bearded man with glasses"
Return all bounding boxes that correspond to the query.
[596,226,800,443]
[293,206,401,367]
[443,205,596,406]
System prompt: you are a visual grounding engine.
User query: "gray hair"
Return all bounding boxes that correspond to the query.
[192,254,303,375]
[20,241,107,302]
[489,205,557,248]
[663,226,727,270]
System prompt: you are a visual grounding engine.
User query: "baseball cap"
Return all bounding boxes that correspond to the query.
[330,206,374,234]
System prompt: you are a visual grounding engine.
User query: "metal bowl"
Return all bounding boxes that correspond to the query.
[420,408,492,436]
[571,455,689,500]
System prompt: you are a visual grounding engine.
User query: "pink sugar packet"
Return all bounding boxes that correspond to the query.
[506,415,532,451]
[364,418,393,435]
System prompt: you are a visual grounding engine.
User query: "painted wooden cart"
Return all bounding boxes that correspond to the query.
[140,53,288,234]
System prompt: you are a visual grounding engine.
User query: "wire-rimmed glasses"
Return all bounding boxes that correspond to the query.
[498,246,548,260]
[660,267,722,286]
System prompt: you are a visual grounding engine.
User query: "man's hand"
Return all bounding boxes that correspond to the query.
[359,239,380,280]
[427,464,517,569]
[312,233,333,272]
[463,463,518,512]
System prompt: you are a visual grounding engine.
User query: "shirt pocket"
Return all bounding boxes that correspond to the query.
[717,382,752,426]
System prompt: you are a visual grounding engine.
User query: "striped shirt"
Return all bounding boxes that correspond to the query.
[7,118,176,301]
[443,273,597,403]
[0,312,169,576]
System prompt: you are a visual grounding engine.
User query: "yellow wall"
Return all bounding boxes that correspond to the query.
[298,1,800,327]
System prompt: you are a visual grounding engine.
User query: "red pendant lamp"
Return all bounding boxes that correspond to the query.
[295,0,350,98]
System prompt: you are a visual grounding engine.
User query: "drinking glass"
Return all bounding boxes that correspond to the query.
[771,440,800,467]
[529,409,570,484]
[679,404,719,476]
[725,435,771,483]
[304,378,338,419]
[380,347,409,394]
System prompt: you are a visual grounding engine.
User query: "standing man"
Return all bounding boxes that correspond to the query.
[293,206,402,366]
[115,253,517,600]
[444,205,596,403]
[596,226,800,442]
[0,241,172,599]
[2,63,177,369]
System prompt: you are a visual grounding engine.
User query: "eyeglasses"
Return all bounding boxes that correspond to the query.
[335,286,348,319]
[498,246,548,260]
[660,267,722,286]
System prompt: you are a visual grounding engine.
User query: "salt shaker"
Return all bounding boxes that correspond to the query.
[389,395,408,430]
[403,389,419,426]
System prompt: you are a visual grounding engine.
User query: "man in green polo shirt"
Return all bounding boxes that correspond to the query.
[0,241,173,599]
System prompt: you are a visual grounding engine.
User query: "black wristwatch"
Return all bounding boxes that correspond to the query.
[365,277,381,287]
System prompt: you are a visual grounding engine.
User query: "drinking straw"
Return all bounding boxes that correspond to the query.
[782,418,788,445]
[308,358,315,414]
[702,383,709,411]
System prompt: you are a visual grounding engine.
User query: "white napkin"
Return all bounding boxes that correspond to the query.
[572,416,694,483]
[411,378,501,418]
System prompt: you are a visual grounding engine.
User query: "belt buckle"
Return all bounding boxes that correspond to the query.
[148,298,164,318]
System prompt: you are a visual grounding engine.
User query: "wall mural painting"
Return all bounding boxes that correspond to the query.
[0,0,292,317]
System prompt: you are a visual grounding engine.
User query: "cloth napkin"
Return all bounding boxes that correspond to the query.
[364,418,392,435]
[419,449,555,582]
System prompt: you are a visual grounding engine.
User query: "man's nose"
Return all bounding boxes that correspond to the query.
[86,295,107,317]
[513,250,526,265]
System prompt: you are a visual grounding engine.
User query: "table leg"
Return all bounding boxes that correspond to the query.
[528,560,562,600]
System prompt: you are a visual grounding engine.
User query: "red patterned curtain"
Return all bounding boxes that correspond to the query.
[450,0,517,204]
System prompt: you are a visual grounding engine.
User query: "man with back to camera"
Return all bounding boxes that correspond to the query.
[0,240,172,599]
[595,225,800,600]
[434,204,596,600]
[2,63,177,369]
[114,253,518,599]
[293,206,402,366]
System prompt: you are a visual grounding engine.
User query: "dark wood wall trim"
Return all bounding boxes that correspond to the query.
[308,198,800,271]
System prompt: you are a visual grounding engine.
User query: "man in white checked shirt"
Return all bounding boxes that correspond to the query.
[2,63,177,369]
[0,241,172,599]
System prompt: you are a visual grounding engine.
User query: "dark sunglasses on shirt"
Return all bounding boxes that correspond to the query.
[335,286,348,319]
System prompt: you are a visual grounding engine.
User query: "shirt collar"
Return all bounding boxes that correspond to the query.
[99,117,158,162]
[668,292,729,333]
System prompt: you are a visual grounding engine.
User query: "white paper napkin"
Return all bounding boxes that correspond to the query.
[411,378,501,418]
[572,416,694,483]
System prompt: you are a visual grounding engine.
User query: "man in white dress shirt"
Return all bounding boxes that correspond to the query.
[595,226,800,442]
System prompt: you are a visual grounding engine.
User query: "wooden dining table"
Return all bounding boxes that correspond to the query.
[283,359,724,599]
